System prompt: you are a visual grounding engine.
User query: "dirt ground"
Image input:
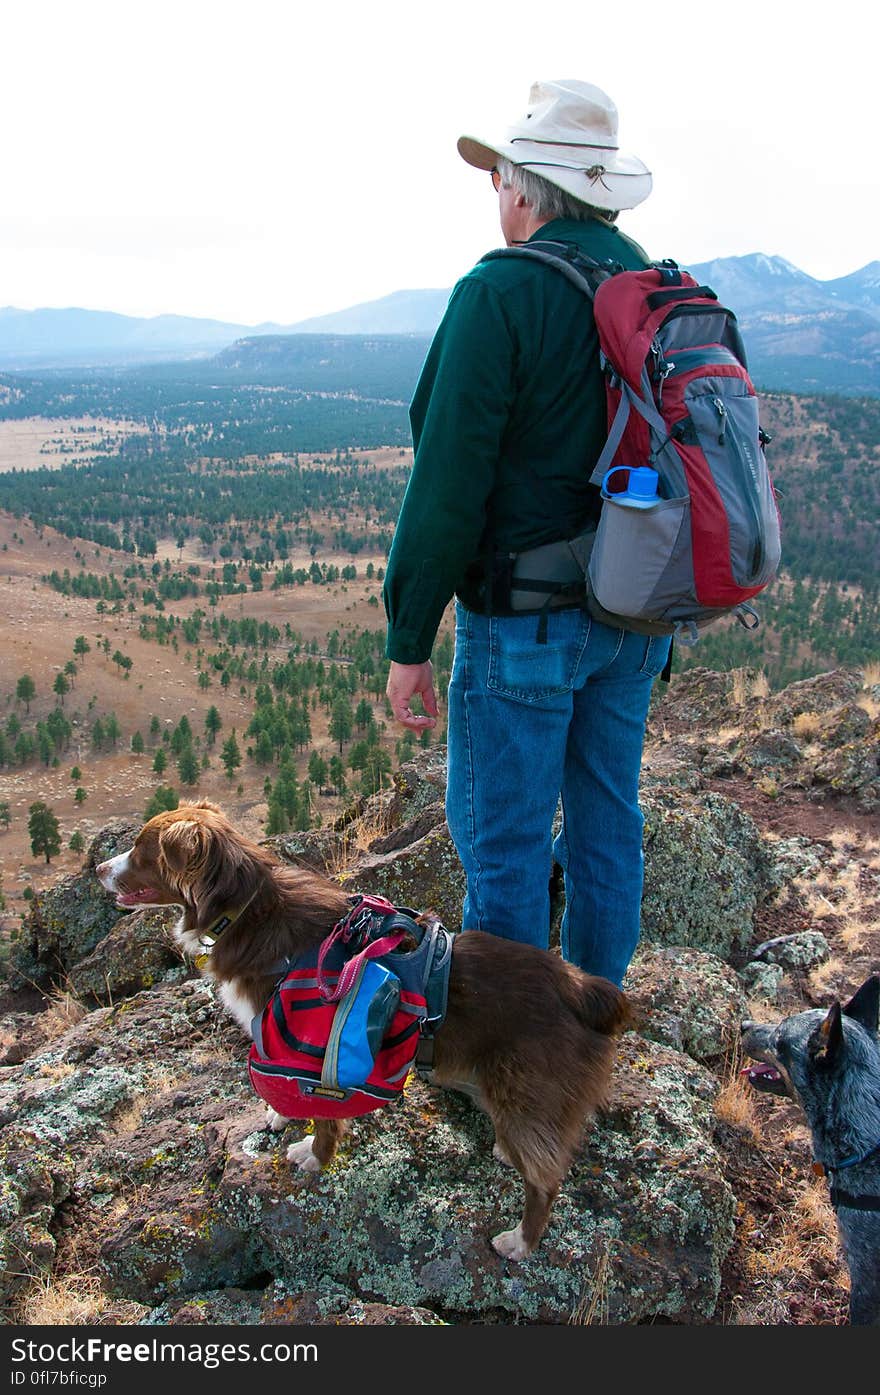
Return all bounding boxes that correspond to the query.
[0,501,420,922]
[0,417,145,472]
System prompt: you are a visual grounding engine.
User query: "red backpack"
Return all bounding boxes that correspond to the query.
[483,244,782,648]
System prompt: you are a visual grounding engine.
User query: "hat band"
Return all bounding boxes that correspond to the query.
[510,137,620,151]
[514,159,633,178]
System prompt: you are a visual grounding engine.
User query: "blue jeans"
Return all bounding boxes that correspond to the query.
[445,602,670,986]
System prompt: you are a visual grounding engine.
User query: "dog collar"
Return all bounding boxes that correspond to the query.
[816,1140,880,1212]
[197,886,260,951]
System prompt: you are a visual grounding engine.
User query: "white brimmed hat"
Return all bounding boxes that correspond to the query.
[457,79,651,212]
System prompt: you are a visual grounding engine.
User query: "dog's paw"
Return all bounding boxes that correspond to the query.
[265,1107,290,1132]
[492,1141,514,1168]
[491,1224,532,1262]
[287,1136,322,1173]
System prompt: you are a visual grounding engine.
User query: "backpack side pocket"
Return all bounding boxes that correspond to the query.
[588,495,691,620]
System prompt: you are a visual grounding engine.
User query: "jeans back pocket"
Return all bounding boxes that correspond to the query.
[486,611,588,704]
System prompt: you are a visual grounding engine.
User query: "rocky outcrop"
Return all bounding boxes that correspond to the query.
[0,981,733,1324]
[1,667,876,1326]
[67,907,182,1006]
[10,820,142,988]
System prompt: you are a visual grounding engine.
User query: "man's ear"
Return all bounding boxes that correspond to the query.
[815,1000,844,1065]
[158,820,209,879]
[842,974,880,1034]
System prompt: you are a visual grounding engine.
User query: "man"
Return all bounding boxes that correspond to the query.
[383,80,670,988]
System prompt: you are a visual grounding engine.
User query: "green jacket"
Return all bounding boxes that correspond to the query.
[383,217,650,664]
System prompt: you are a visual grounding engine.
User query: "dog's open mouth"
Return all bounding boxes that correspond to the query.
[740,1063,788,1096]
[114,885,163,909]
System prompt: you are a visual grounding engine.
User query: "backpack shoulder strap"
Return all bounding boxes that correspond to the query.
[478,242,618,302]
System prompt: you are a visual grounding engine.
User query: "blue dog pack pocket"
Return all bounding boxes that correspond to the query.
[323,958,401,1091]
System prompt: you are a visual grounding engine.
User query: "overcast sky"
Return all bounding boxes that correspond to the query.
[2,0,877,325]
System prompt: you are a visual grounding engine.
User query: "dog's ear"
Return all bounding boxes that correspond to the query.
[158,819,211,881]
[842,974,880,1034]
[815,999,844,1065]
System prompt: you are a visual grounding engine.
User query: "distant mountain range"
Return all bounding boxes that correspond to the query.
[2,253,878,394]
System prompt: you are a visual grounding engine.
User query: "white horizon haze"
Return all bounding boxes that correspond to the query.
[2,0,877,326]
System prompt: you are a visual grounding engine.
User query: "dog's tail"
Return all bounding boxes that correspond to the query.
[560,965,632,1037]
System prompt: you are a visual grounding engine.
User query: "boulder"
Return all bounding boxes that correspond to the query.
[739,729,804,774]
[624,947,746,1061]
[738,962,785,1003]
[758,669,863,728]
[640,788,776,956]
[67,907,183,1005]
[10,819,142,988]
[750,931,831,971]
[649,667,749,732]
[0,1127,76,1308]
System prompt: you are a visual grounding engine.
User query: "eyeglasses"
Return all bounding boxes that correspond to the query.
[490,167,502,192]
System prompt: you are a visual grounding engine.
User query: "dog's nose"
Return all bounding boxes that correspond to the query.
[740,1020,755,1034]
[96,860,109,878]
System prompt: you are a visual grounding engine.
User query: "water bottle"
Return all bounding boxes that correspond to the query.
[601,465,659,509]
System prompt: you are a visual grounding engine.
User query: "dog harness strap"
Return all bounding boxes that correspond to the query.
[822,1138,880,1211]
[828,1183,880,1212]
[318,929,407,1002]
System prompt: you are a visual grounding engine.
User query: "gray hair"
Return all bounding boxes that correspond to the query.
[496,157,618,224]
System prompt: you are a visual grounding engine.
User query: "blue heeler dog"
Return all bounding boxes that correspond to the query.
[741,973,880,1326]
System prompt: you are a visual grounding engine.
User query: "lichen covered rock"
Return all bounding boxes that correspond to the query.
[624,947,746,1061]
[67,907,182,1005]
[0,978,734,1326]
[750,931,831,971]
[640,788,776,955]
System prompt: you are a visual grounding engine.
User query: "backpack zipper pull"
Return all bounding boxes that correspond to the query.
[652,338,673,407]
[713,396,728,444]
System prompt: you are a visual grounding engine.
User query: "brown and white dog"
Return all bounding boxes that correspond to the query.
[96,799,629,1260]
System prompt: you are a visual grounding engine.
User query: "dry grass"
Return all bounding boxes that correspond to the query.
[856,693,880,720]
[860,660,880,689]
[322,799,397,879]
[792,711,822,740]
[807,956,847,998]
[839,913,872,954]
[14,1269,109,1326]
[715,1073,762,1136]
[714,1042,762,1138]
[730,668,752,706]
[570,1239,616,1325]
[716,724,744,744]
[747,1177,841,1285]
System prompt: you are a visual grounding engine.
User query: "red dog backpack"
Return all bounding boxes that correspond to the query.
[248,895,453,1120]
[482,244,782,646]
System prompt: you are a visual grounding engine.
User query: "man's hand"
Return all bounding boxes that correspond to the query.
[386,660,439,731]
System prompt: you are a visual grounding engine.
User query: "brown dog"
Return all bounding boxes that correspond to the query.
[96,799,629,1260]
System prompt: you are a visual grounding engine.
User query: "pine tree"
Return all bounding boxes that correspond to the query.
[28,801,61,863]
[16,675,36,713]
[220,730,242,780]
[144,786,179,820]
[177,748,200,786]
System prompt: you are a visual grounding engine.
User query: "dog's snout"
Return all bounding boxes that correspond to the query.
[740,1020,756,1034]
